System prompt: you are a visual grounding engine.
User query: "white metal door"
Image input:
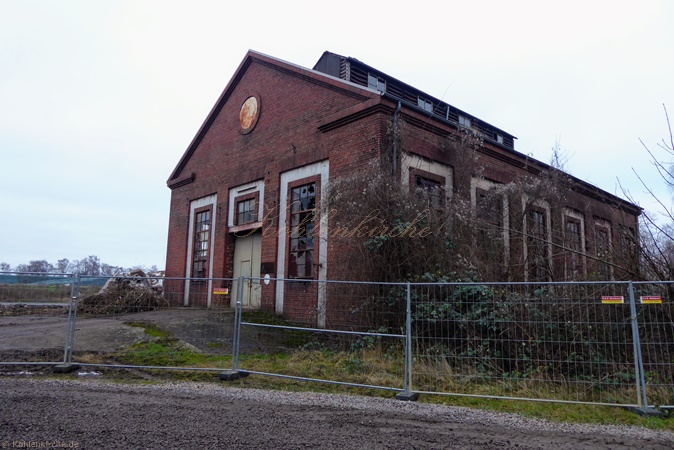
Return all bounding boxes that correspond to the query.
[232,232,261,308]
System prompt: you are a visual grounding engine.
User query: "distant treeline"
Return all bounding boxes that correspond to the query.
[0,255,160,276]
[0,273,110,286]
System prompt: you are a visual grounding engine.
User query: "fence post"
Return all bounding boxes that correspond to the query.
[628,281,658,415]
[396,282,419,401]
[219,275,246,381]
[53,272,80,373]
[67,272,81,363]
[234,275,244,370]
[60,274,75,364]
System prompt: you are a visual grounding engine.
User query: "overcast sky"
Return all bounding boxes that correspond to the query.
[1,0,673,270]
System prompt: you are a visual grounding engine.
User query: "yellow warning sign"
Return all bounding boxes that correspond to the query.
[640,296,662,304]
[213,288,229,295]
[601,296,624,304]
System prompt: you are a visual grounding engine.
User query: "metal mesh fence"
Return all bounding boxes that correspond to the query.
[633,281,674,408]
[237,278,407,392]
[410,281,641,406]
[0,273,75,365]
[69,276,237,372]
[1,273,671,410]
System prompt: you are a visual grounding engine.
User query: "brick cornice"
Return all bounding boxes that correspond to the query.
[317,98,393,132]
[402,106,643,216]
[167,172,195,190]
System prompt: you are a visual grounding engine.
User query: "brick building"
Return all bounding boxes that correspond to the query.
[165,50,641,325]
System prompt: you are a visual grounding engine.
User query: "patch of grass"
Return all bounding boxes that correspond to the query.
[64,321,674,432]
[422,395,674,431]
[104,322,231,382]
[124,321,172,339]
[241,311,318,348]
[224,369,674,431]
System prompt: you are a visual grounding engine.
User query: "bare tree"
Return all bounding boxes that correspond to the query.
[22,260,54,273]
[101,263,123,276]
[77,255,102,276]
[619,104,674,280]
[0,262,10,272]
[55,258,70,273]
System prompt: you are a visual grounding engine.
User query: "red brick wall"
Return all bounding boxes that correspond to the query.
[396,110,640,282]
[165,53,640,323]
[166,55,389,315]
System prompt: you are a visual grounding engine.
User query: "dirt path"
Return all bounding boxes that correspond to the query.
[1,378,671,449]
[0,309,236,356]
[0,308,314,362]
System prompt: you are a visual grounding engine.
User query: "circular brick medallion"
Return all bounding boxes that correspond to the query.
[239,96,259,134]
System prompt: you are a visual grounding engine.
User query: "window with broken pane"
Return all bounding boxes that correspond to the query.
[288,183,316,278]
[415,175,443,209]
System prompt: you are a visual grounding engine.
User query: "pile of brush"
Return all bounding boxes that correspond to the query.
[79,270,166,314]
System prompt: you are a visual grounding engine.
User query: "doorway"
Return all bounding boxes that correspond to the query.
[231,231,262,308]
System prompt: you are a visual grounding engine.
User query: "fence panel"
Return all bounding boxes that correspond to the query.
[0,273,75,366]
[237,277,407,392]
[69,276,237,373]
[3,271,671,410]
[410,281,641,406]
[633,281,674,408]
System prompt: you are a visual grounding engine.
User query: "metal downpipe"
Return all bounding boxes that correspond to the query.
[392,101,401,181]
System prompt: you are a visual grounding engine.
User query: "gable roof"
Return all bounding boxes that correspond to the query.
[167,50,377,185]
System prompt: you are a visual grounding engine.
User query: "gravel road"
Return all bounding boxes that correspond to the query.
[1,377,672,449]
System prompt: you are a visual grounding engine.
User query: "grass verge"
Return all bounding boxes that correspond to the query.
[65,321,674,432]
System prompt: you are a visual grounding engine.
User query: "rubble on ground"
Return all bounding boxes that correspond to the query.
[79,269,167,314]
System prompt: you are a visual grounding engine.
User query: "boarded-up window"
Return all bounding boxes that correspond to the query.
[476,188,505,267]
[596,226,611,280]
[528,208,548,281]
[564,218,582,278]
